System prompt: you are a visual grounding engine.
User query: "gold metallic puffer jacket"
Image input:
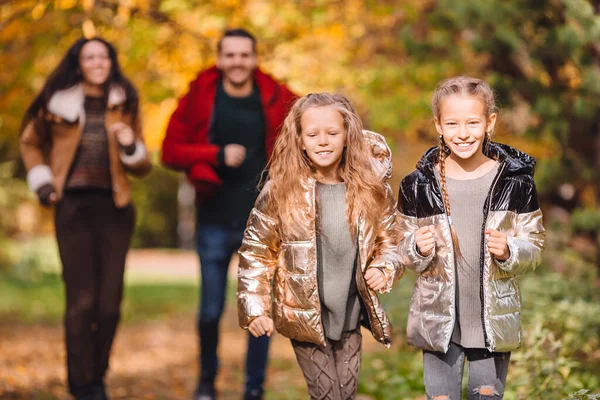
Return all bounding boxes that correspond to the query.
[237,130,402,347]
[397,142,545,353]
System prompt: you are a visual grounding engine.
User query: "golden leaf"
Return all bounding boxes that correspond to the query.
[31,3,47,20]
[82,0,95,12]
[82,19,96,38]
[54,0,78,10]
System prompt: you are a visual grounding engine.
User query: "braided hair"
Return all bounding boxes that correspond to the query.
[432,76,497,260]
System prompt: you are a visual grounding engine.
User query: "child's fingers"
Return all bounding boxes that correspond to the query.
[248,325,261,337]
[259,317,274,337]
[365,269,386,291]
[365,269,384,285]
[417,237,435,246]
[249,317,272,337]
[485,229,507,238]
[416,230,434,239]
[419,242,435,254]
[416,225,435,237]
[487,237,507,249]
[265,319,274,337]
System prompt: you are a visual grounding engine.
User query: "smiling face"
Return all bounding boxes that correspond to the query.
[79,40,112,88]
[434,94,496,164]
[300,106,347,183]
[217,36,257,88]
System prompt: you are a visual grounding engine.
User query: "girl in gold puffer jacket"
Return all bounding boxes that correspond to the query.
[237,93,402,399]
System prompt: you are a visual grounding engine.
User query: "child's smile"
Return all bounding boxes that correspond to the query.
[301,106,347,183]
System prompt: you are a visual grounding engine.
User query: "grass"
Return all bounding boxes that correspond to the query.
[0,273,199,324]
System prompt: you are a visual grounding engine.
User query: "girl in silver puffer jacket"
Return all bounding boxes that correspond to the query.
[397,76,545,399]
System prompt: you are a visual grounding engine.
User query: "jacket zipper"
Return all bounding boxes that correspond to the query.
[313,183,327,341]
[479,162,505,350]
[432,171,457,349]
[356,221,390,345]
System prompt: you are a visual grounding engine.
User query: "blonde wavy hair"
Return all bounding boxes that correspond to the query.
[265,92,387,238]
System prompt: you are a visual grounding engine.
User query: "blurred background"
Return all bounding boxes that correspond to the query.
[0,1,599,399]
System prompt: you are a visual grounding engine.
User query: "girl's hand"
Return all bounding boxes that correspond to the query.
[485,229,510,261]
[248,316,274,338]
[365,268,386,292]
[110,122,135,147]
[415,225,436,257]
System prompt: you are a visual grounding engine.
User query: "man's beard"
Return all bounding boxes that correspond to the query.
[224,67,253,87]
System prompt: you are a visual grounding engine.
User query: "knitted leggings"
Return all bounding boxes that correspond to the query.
[292,329,362,400]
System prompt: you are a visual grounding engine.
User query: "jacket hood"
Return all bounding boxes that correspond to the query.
[190,65,284,104]
[363,130,393,180]
[416,141,536,178]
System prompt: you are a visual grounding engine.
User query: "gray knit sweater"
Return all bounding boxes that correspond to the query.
[316,182,361,341]
[440,163,499,348]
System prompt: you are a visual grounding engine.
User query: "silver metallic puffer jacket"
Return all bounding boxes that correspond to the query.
[397,142,545,353]
[237,130,402,347]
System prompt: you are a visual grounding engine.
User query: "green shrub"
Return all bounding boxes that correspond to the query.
[129,161,180,248]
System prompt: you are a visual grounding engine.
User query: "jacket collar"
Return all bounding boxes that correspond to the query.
[416,141,536,178]
[192,65,281,106]
[47,83,126,122]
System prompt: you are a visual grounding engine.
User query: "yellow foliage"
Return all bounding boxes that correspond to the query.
[117,5,131,24]
[54,0,77,10]
[31,3,47,20]
[82,0,94,12]
[142,99,178,152]
[539,71,551,87]
[559,62,581,90]
[82,19,96,38]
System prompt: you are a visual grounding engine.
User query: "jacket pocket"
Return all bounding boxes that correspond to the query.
[416,277,443,309]
[281,241,314,275]
[490,277,520,316]
[282,272,318,309]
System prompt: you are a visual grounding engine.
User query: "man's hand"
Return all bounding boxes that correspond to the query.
[364,268,386,292]
[485,229,510,261]
[224,144,246,168]
[248,316,274,338]
[415,225,436,257]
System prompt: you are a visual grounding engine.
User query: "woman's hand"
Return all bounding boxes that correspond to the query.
[248,316,274,338]
[365,268,386,292]
[415,225,436,257]
[109,122,135,147]
[37,183,57,206]
[485,229,510,261]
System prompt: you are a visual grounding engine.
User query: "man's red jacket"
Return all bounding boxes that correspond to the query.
[161,66,297,201]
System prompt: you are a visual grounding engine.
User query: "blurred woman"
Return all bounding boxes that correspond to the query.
[19,37,151,400]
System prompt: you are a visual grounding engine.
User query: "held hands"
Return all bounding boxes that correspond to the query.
[485,229,510,262]
[224,144,247,168]
[109,122,135,147]
[364,268,386,292]
[248,316,274,338]
[415,225,436,257]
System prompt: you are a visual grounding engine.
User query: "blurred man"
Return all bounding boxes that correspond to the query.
[161,29,296,400]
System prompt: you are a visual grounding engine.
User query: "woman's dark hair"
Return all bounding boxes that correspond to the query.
[21,37,139,130]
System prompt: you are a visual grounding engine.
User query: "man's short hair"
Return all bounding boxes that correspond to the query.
[217,29,257,54]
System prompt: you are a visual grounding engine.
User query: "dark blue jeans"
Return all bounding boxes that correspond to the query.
[196,223,270,394]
